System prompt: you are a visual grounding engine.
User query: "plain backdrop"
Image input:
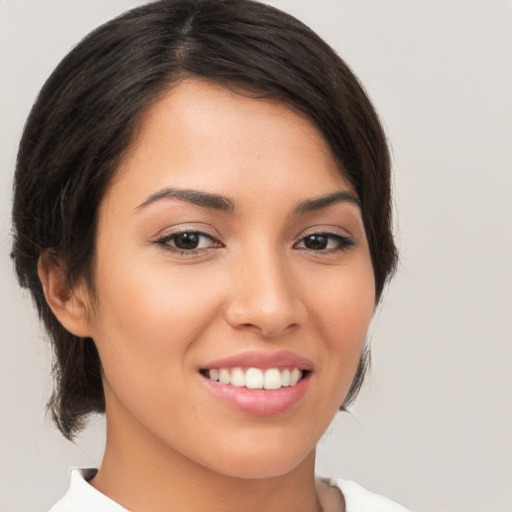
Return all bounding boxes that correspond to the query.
[1,1,511,511]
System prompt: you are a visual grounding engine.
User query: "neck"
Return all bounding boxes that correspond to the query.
[91,399,323,512]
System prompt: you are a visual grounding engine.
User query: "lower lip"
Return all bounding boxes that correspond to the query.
[201,374,310,416]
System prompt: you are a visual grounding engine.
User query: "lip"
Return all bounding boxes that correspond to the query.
[201,350,314,371]
[199,350,313,416]
[201,374,310,416]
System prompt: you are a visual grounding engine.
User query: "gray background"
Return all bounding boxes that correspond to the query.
[1,1,511,511]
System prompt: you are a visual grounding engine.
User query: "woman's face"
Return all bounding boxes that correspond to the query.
[84,78,375,479]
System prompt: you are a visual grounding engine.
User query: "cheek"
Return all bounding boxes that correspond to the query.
[311,258,375,339]
[305,258,375,390]
[89,257,222,396]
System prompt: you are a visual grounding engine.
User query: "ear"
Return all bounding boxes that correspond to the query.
[37,252,93,338]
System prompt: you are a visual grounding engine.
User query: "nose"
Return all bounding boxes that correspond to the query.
[223,249,306,338]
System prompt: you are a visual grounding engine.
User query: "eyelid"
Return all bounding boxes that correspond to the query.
[153,225,224,255]
[296,224,354,240]
[156,230,219,246]
[152,222,221,242]
[294,228,355,252]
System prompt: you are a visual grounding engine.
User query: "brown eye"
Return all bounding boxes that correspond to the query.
[155,231,221,253]
[303,234,329,250]
[296,233,354,252]
[173,232,201,250]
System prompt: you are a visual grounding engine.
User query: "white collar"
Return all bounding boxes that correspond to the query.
[49,468,407,512]
[49,468,128,511]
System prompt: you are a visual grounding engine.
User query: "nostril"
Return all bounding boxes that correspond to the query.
[236,321,299,339]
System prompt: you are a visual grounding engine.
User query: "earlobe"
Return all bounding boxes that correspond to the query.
[37,253,93,338]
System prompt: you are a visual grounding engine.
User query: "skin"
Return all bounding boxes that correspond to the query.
[40,78,376,512]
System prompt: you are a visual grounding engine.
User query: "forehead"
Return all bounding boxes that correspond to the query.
[109,78,352,210]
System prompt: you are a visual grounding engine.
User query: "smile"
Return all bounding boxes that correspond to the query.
[199,351,313,415]
[202,367,305,390]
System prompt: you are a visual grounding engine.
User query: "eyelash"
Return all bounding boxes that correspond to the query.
[154,231,354,256]
[294,232,355,253]
[154,230,222,255]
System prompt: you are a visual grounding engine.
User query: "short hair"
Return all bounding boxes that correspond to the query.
[11,0,397,439]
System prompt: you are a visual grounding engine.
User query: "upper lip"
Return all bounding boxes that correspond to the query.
[201,350,314,371]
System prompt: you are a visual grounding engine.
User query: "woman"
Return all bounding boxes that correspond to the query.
[11,0,405,510]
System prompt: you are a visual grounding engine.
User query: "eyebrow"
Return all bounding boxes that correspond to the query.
[292,191,361,216]
[136,188,235,212]
[135,187,359,216]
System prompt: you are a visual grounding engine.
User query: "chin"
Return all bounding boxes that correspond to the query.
[198,435,316,480]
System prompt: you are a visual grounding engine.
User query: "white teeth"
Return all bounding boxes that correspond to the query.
[289,368,301,386]
[219,368,230,385]
[245,368,264,389]
[206,367,304,389]
[230,367,245,387]
[263,368,282,390]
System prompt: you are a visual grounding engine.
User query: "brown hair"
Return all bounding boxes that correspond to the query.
[11,0,397,439]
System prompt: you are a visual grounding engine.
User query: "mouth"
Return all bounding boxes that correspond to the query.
[200,367,310,390]
[199,351,313,415]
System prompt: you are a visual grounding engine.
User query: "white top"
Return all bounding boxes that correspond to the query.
[49,468,408,512]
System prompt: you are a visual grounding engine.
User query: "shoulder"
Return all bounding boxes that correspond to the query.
[48,468,127,512]
[320,477,409,512]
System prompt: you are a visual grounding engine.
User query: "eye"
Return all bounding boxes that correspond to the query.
[155,230,221,253]
[295,233,354,252]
